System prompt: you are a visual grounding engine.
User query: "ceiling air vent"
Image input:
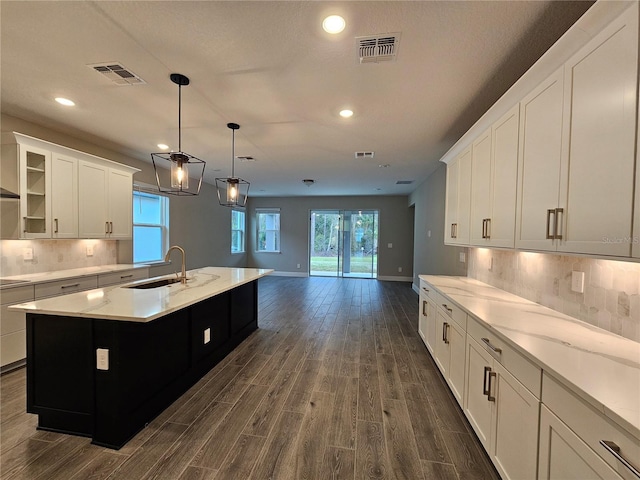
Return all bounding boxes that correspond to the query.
[396,180,413,185]
[236,156,256,162]
[355,151,375,159]
[356,33,401,64]
[87,63,146,86]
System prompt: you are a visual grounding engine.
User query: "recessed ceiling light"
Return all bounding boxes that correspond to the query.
[157,143,169,150]
[339,109,353,118]
[55,97,75,106]
[323,15,346,34]
[379,164,390,168]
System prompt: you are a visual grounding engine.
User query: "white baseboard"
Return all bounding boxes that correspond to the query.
[412,283,420,294]
[377,275,414,282]
[269,271,309,277]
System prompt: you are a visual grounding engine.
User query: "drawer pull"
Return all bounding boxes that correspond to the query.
[599,440,640,478]
[60,283,80,289]
[422,287,429,293]
[481,337,502,354]
[120,274,134,279]
[441,303,453,313]
[483,366,492,396]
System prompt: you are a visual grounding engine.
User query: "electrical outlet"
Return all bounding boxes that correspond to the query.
[571,271,585,293]
[204,328,211,344]
[398,267,403,273]
[96,348,109,370]
[296,263,301,269]
[427,230,431,238]
[86,245,94,256]
[23,247,33,261]
[489,257,493,271]
[459,252,466,263]
[387,243,393,248]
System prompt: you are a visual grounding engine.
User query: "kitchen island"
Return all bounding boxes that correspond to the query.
[9,266,272,449]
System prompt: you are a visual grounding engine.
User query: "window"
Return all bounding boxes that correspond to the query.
[257,209,280,252]
[231,210,245,253]
[133,191,169,263]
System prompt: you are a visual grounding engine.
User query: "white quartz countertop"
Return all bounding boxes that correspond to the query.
[0,263,148,285]
[10,267,273,322]
[419,275,640,440]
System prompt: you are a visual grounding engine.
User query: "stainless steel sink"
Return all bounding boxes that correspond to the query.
[124,278,182,289]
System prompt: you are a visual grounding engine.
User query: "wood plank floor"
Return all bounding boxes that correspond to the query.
[0,276,500,480]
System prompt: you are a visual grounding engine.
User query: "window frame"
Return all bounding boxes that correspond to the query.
[256,208,281,253]
[132,190,170,264]
[231,209,246,254]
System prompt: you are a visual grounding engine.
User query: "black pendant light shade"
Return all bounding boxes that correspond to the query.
[151,73,205,196]
[215,123,250,207]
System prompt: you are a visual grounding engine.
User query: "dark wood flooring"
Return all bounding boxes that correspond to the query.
[0,276,500,480]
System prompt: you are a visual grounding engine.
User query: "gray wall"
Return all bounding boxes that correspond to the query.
[1,114,246,277]
[246,195,414,280]
[409,163,467,288]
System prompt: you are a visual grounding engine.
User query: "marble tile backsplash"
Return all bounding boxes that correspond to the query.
[0,239,117,277]
[468,248,640,342]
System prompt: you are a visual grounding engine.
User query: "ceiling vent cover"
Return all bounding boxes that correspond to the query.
[396,180,413,185]
[356,33,401,64]
[355,151,375,159]
[87,63,146,85]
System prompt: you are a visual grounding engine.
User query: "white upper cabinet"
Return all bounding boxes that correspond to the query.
[557,4,638,257]
[19,144,51,239]
[515,68,565,252]
[78,161,134,239]
[471,104,520,248]
[50,153,78,239]
[445,146,472,245]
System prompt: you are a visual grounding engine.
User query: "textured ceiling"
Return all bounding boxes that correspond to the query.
[0,1,593,197]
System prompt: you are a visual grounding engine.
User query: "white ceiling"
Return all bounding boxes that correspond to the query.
[1,1,592,197]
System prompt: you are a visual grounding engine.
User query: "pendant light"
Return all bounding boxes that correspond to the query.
[151,73,205,196]
[215,123,250,207]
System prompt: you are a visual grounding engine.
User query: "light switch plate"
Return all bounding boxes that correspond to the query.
[387,243,393,248]
[459,252,466,263]
[204,328,211,344]
[86,245,94,256]
[23,247,33,261]
[96,348,109,370]
[571,271,585,293]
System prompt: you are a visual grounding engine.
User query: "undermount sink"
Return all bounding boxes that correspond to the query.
[124,278,182,289]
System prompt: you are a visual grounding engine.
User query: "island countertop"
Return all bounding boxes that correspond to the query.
[10,267,273,322]
[419,274,640,441]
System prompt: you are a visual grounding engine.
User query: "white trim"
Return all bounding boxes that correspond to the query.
[269,271,309,277]
[412,283,420,294]
[377,275,414,282]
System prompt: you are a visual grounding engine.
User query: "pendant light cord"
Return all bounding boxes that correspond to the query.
[231,128,235,178]
[178,84,182,153]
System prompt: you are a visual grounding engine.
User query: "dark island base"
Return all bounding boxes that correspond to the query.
[26,281,258,450]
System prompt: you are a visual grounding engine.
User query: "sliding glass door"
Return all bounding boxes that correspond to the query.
[309,210,378,278]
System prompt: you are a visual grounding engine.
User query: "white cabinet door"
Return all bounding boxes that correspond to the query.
[19,145,51,239]
[108,168,133,239]
[78,160,109,238]
[445,146,472,245]
[470,129,492,245]
[447,320,466,407]
[489,104,519,248]
[558,4,638,257]
[491,362,539,480]
[434,308,451,376]
[538,405,623,480]
[50,153,78,238]
[516,68,564,252]
[418,290,437,355]
[464,335,494,450]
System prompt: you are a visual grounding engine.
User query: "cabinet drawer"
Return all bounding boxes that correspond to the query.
[467,316,541,398]
[98,268,148,287]
[542,373,640,478]
[35,276,98,299]
[438,295,467,330]
[1,285,34,305]
[419,280,438,302]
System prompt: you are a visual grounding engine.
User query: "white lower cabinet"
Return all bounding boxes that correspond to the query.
[0,285,34,369]
[538,405,623,480]
[418,283,437,355]
[434,306,466,406]
[464,334,540,480]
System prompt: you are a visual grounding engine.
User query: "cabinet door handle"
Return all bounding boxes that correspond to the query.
[546,209,555,239]
[454,223,458,239]
[554,208,563,240]
[599,440,640,478]
[481,219,486,239]
[60,283,80,289]
[422,300,428,316]
[483,366,492,396]
[481,337,502,354]
[485,218,491,239]
[106,222,109,234]
[54,218,59,233]
[109,221,114,234]
[487,370,496,402]
[442,322,449,344]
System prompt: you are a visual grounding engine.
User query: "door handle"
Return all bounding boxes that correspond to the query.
[54,218,59,233]
[442,322,450,344]
[483,366,492,396]
[487,370,496,402]
[481,219,486,239]
[106,221,109,234]
[554,208,563,240]
[485,218,491,239]
[546,209,555,239]
[422,300,428,316]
